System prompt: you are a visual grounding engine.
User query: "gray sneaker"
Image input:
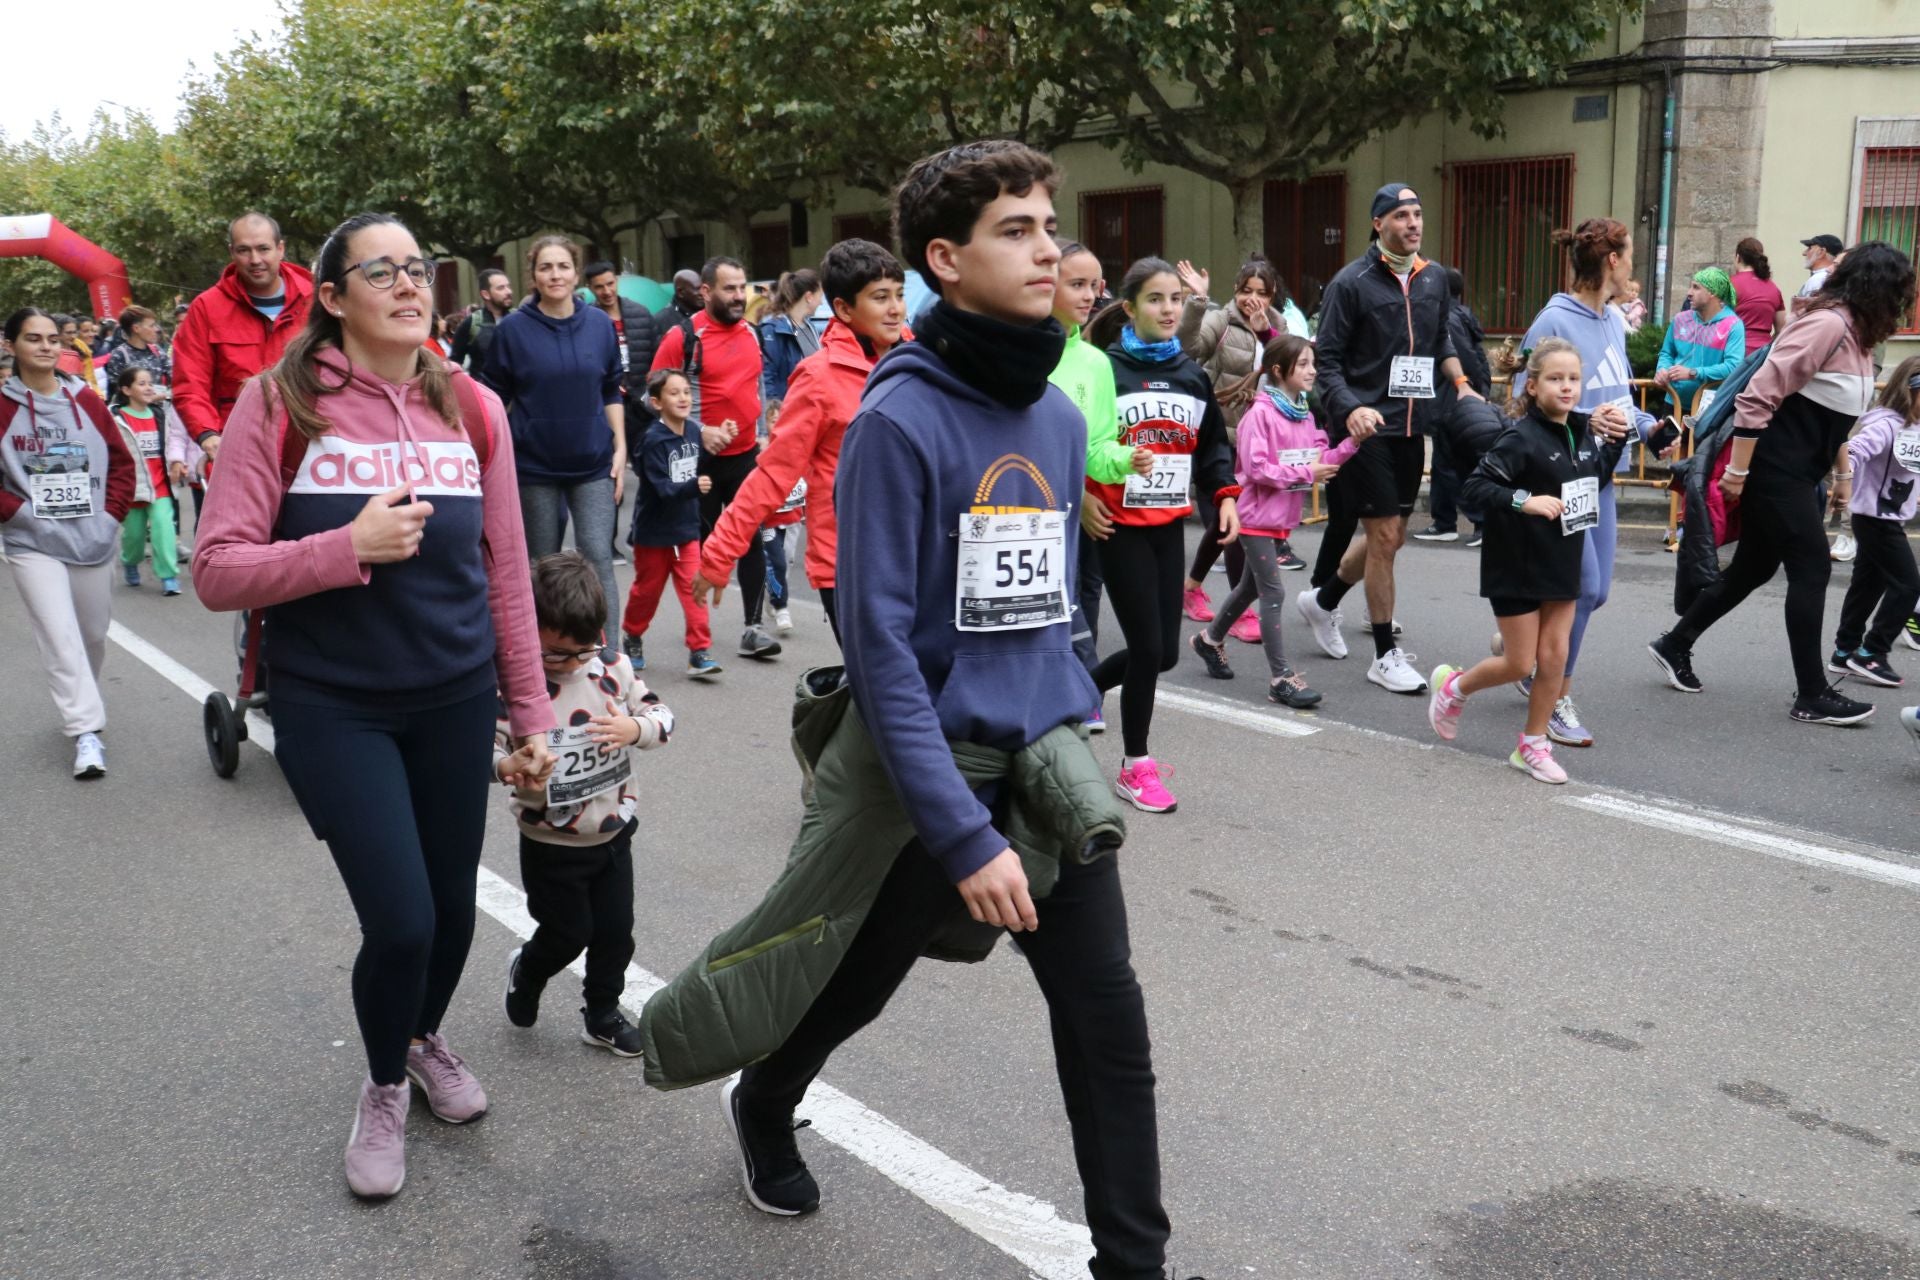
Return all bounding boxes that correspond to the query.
[405,1032,488,1123]
[345,1077,409,1199]
[738,625,783,659]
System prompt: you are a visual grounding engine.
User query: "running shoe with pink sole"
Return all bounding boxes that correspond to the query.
[1115,758,1178,813]
[1508,735,1568,784]
[1228,610,1263,644]
[1428,664,1465,740]
[1182,584,1215,623]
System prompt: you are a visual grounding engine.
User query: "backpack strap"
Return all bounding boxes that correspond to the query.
[276,371,494,490]
[678,315,703,377]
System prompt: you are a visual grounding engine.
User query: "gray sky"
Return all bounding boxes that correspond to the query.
[2,6,283,141]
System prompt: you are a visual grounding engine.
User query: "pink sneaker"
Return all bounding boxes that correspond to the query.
[405,1032,488,1123]
[1508,735,1568,784]
[1227,610,1263,644]
[345,1077,409,1199]
[1115,758,1178,813]
[1428,664,1465,740]
[1182,584,1214,623]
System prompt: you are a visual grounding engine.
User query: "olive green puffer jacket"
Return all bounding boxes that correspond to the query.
[637,666,1127,1090]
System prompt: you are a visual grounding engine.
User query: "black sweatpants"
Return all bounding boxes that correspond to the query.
[1187,491,1245,587]
[517,820,637,1016]
[700,446,767,627]
[1670,480,1832,698]
[1835,512,1920,658]
[1072,529,1105,673]
[735,841,1168,1280]
[1309,471,1359,589]
[1091,521,1186,758]
[272,686,496,1085]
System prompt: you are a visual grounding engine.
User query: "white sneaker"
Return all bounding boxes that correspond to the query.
[1359,605,1404,636]
[1830,534,1857,563]
[73,731,106,779]
[1294,589,1347,659]
[774,607,794,635]
[1367,647,1428,694]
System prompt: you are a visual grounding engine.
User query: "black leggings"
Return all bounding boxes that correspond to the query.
[1309,473,1360,589]
[1092,521,1185,758]
[737,842,1168,1280]
[1187,492,1245,586]
[1670,481,1831,697]
[1835,512,1920,657]
[700,447,767,626]
[272,687,497,1085]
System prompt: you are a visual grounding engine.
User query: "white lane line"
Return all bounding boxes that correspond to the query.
[107,620,1093,1280]
[1563,793,1920,892]
[1155,686,1319,737]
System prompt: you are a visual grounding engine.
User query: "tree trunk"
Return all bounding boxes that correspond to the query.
[1227,177,1265,265]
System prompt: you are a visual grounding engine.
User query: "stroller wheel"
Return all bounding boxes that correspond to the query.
[204,692,242,778]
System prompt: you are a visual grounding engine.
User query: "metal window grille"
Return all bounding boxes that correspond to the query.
[833,212,891,251]
[1447,156,1575,333]
[1858,146,1920,334]
[1263,173,1347,317]
[1081,187,1165,287]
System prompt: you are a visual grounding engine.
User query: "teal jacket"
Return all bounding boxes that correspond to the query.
[638,667,1127,1090]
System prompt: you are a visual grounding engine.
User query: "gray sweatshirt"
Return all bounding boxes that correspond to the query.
[1,374,124,564]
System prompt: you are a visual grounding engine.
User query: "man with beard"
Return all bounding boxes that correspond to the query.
[650,256,778,658]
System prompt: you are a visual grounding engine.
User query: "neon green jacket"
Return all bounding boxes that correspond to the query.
[1050,324,1132,484]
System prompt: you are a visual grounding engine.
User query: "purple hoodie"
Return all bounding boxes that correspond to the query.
[1848,407,1920,522]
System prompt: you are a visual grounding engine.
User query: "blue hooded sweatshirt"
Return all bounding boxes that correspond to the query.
[835,340,1098,884]
[1517,292,1659,473]
[481,298,623,484]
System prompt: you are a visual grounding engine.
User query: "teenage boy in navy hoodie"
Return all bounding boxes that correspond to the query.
[720,141,1176,1280]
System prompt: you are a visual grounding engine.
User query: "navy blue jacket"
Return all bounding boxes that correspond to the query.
[628,418,703,547]
[834,341,1098,884]
[482,299,623,484]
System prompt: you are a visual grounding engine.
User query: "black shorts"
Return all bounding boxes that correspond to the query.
[1489,596,1542,618]
[1336,433,1425,519]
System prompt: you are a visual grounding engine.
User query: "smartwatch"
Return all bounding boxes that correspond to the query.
[1511,489,1532,511]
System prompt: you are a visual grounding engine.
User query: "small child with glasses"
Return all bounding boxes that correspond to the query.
[496,551,674,1056]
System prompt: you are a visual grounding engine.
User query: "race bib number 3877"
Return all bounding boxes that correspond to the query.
[955,510,1070,632]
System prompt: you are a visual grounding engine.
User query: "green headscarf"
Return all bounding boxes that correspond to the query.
[1692,267,1736,311]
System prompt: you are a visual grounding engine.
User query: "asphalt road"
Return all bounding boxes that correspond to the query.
[5,508,1920,1280]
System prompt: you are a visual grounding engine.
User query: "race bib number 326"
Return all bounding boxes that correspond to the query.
[955,510,1070,632]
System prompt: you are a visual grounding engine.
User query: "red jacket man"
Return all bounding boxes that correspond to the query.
[172,218,315,451]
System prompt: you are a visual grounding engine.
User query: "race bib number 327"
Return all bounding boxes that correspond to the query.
[955,510,1070,632]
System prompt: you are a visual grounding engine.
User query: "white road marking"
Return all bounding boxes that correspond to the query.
[107,620,1092,1280]
[1155,686,1319,737]
[1563,793,1920,892]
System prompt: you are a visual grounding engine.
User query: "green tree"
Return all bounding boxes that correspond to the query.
[1052,0,1641,258]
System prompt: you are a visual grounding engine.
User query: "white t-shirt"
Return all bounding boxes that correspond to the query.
[1797,267,1830,299]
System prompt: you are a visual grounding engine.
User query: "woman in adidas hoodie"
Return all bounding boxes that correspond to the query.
[192,213,555,1201]
[1084,257,1239,813]
[1510,220,1660,748]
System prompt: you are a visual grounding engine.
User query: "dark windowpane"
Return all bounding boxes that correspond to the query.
[1081,188,1166,285]
[1446,156,1574,332]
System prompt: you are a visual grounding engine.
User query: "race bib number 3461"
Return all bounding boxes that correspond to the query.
[955,510,1070,632]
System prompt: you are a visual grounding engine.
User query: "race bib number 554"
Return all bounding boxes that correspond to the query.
[955,510,1069,632]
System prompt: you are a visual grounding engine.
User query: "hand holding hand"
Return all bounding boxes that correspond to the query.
[1347,407,1382,441]
[201,433,222,462]
[700,423,733,453]
[691,572,726,607]
[349,484,434,563]
[697,475,713,494]
[169,461,190,488]
[1520,495,1565,519]
[956,848,1038,932]
[1591,403,1630,440]
[1310,461,1342,483]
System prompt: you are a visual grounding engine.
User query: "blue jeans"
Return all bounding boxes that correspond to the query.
[519,474,618,633]
[762,527,789,610]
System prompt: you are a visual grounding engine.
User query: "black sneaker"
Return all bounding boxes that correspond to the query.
[622,632,645,671]
[1846,652,1903,687]
[580,1007,644,1057]
[1411,523,1458,542]
[1465,527,1484,549]
[1274,538,1306,571]
[1827,648,1853,675]
[738,625,783,659]
[1268,665,1323,709]
[1790,685,1875,726]
[1648,634,1703,692]
[1189,631,1233,679]
[504,947,540,1028]
[720,1076,820,1216]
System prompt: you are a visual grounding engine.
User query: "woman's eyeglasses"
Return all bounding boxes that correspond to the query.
[352,256,437,290]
